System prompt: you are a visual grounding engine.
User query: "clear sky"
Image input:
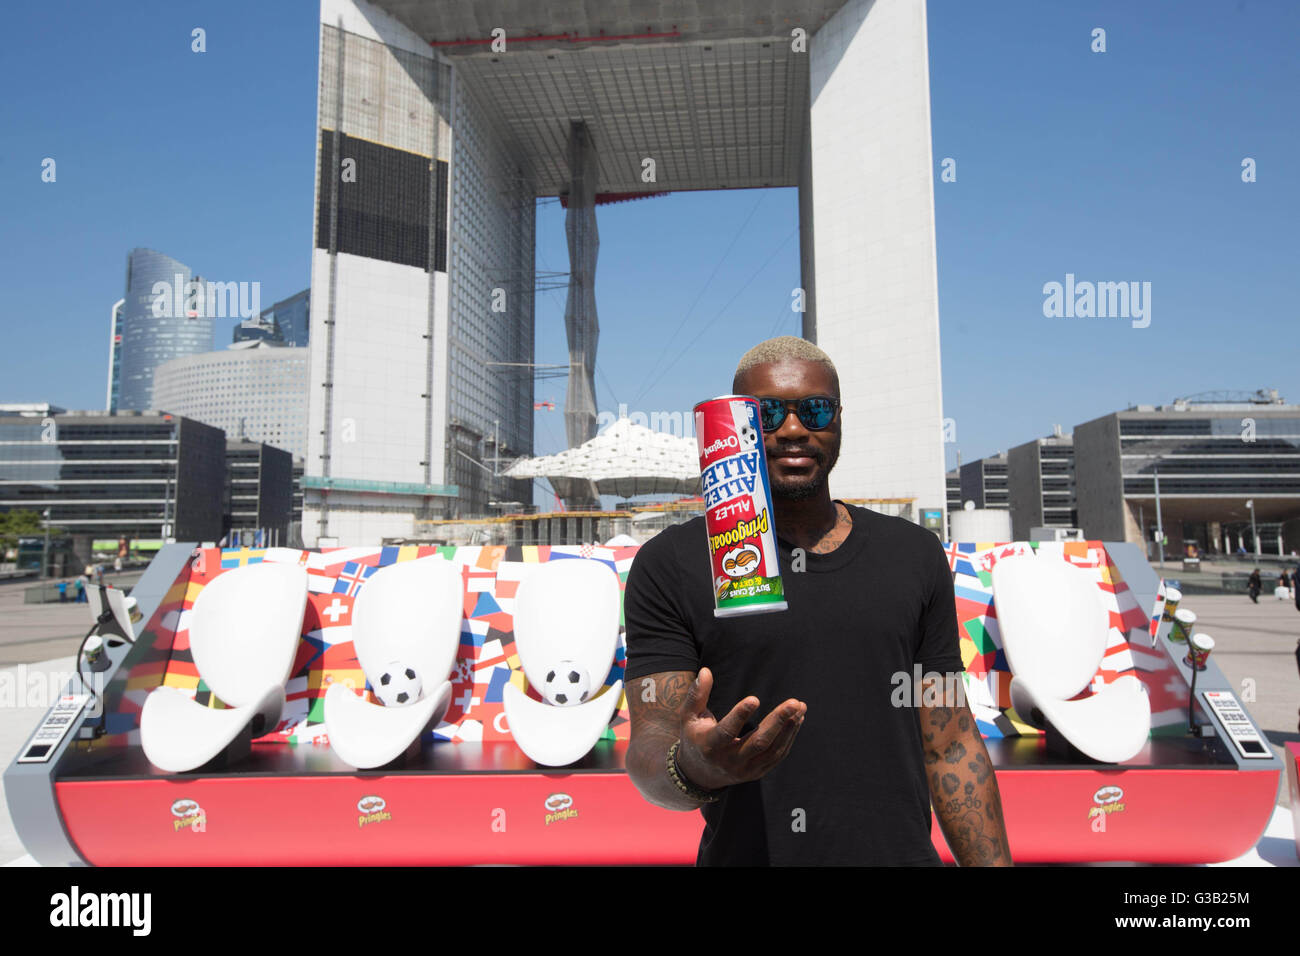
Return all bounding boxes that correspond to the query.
[3,1,1297,507]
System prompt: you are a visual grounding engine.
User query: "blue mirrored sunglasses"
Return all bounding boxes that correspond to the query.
[757,396,840,432]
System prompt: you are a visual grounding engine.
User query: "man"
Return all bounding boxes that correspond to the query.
[1247,568,1261,603]
[622,336,1011,866]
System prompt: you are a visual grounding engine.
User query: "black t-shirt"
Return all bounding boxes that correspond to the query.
[622,501,964,866]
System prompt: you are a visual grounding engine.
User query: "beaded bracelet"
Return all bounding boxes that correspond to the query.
[667,740,723,803]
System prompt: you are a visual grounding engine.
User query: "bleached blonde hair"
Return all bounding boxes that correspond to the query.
[732,336,839,397]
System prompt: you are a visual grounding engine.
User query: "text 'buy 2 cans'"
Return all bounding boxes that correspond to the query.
[693,396,788,618]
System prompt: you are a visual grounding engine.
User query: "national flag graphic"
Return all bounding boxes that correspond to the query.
[333,561,376,597]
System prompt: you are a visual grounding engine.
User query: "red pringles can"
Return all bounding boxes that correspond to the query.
[693,396,788,617]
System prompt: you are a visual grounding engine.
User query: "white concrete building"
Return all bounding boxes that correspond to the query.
[153,341,310,458]
[305,0,948,544]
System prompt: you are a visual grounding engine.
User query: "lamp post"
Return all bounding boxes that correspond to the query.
[1245,499,1257,560]
[41,507,51,579]
[1153,461,1165,570]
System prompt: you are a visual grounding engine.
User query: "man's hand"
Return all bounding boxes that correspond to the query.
[675,667,806,791]
[624,668,806,811]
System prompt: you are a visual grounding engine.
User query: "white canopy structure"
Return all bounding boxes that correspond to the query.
[503,416,700,503]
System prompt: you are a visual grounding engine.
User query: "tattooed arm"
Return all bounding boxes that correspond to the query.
[919,697,1013,866]
[625,670,706,811]
[625,667,806,811]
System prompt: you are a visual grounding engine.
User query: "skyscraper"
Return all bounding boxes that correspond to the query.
[231,288,310,347]
[264,288,310,348]
[115,248,212,412]
[304,0,947,545]
[106,298,124,412]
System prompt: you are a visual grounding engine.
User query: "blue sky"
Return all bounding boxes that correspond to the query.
[2,1,1296,505]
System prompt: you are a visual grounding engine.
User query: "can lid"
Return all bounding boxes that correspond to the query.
[692,395,758,412]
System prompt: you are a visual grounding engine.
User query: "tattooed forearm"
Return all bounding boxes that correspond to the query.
[649,673,692,713]
[625,670,706,811]
[921,705,1013,866]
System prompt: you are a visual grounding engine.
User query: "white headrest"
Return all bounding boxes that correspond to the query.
[189,562,308,707]
[513,559,620,691]
[351,557,463,689]
[991,554,1108,701]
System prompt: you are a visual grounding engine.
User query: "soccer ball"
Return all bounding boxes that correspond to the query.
[374,661,422,707]
[737,423,759,450]
[542,661,591,707]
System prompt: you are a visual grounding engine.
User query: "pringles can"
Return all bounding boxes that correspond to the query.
[1185,633,1214,671]
[694,396,788,618]
[1170,608,1196,643]
[1161,586,1182,622]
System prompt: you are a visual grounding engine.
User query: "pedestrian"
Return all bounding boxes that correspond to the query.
[57,580,68,602]
[113,554,122,573]
[1247,568,1261,603]
[74,577,86,603]
[1278,569,1290,592]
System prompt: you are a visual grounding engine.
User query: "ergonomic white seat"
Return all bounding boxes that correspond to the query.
[503,559,624,767]
[991,554,1151,764]
[324,557,462,769]
[141,562,308,773]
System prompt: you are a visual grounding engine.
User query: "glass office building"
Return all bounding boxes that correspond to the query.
[265,289,310,348]
[1007,431,1077,539]
[224,441,293,545]
[116,248,214,412]
[106,299,125,412]
[232,288,310,347]
[0,409,226,547]
[958,453,1009,511]
[1075,397,1300,554]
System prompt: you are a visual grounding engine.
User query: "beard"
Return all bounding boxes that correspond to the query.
[769,432,841,502]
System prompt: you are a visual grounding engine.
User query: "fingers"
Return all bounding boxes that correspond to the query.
[682,691,807,788]
[766,707,805,765]
[680,667,713,719]
[735,699,805,763]
[708,695,760,744]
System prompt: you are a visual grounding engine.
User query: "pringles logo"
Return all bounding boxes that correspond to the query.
[701,435,739,459]
[1088,785,1126,818]
[357,794,391,828]
[544,792,578,826]
[707,507,770,555]
[721,544,761,577]
[170,798,205,832]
